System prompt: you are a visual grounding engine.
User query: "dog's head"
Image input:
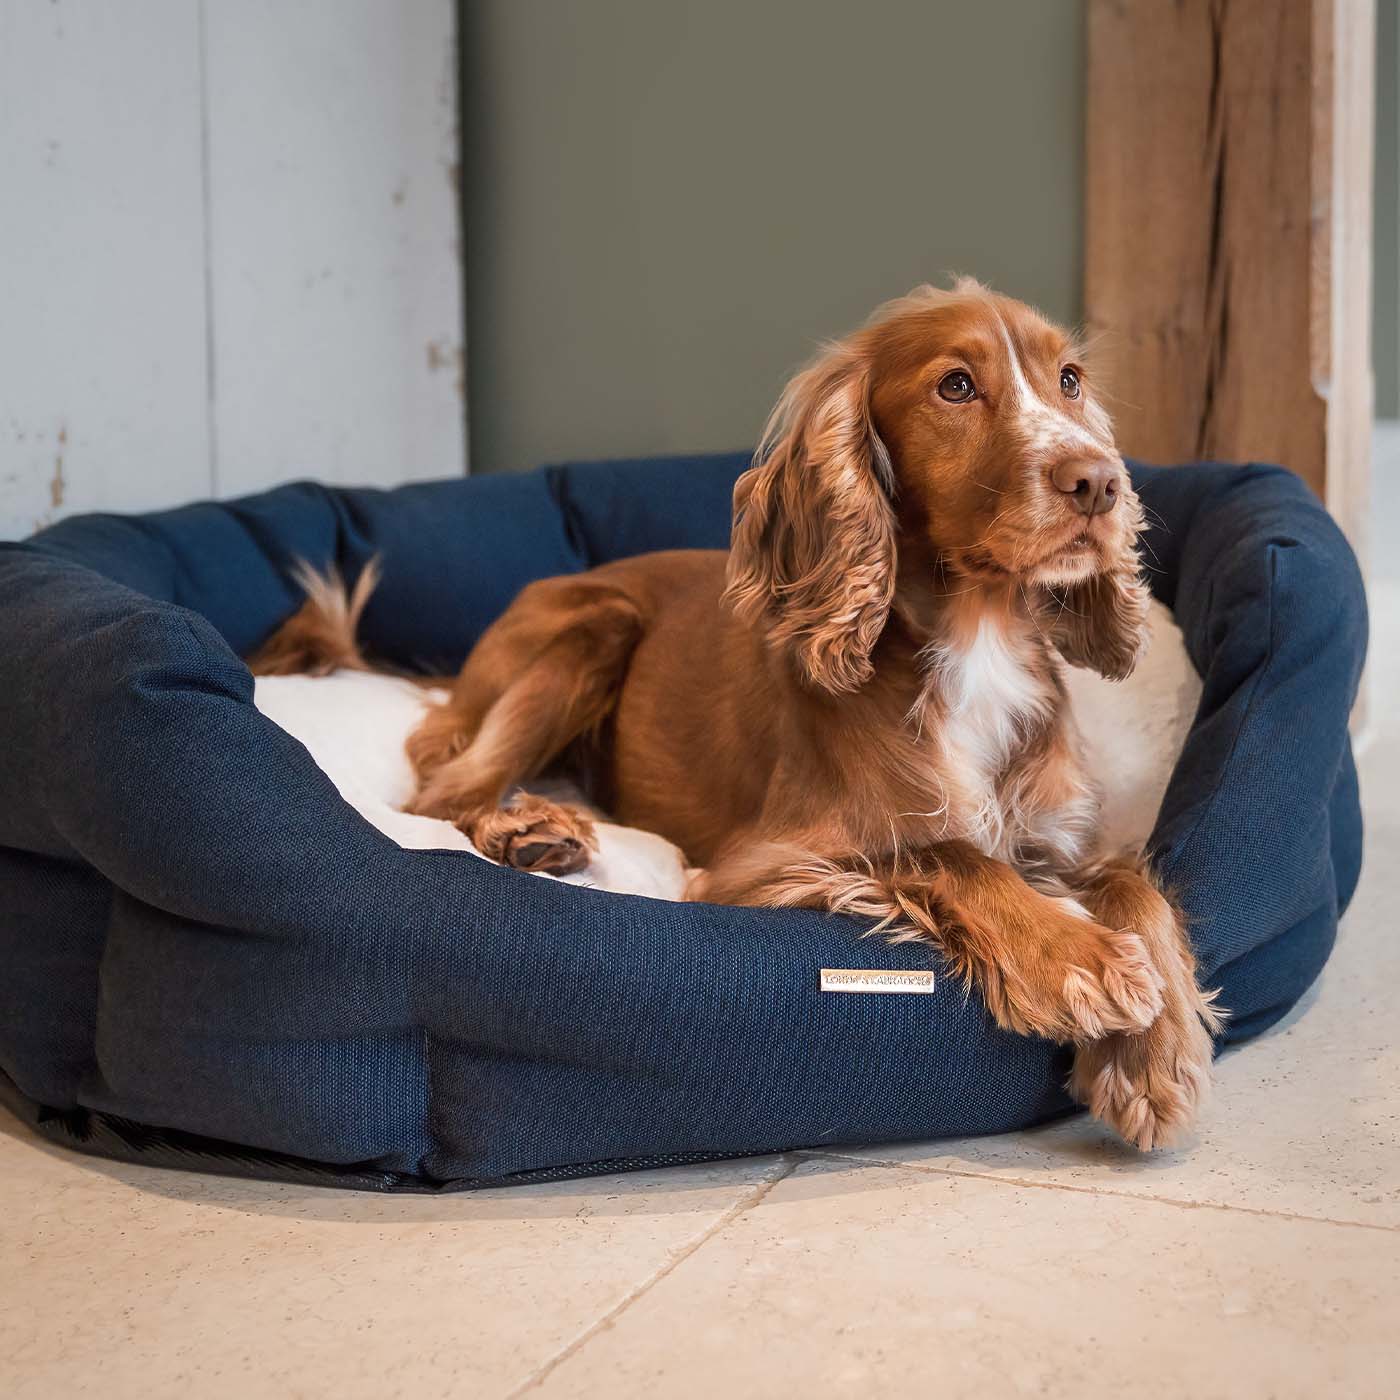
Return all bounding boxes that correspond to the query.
[726,280,1149,693]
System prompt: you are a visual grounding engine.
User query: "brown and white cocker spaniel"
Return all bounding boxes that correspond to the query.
[254,281,1224,1150]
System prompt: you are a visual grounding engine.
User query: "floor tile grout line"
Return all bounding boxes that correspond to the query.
[505,1154,802,1397]
[797,1149,1398,1234]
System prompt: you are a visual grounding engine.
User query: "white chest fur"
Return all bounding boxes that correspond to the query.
[925,613,1055,857]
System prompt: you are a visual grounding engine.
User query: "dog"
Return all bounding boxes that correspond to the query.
[252,281,1224,1150]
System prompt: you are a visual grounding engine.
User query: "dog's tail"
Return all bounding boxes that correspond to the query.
[247,557,380,676]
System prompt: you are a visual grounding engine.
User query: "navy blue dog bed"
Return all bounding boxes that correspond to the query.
[0,455,1366,1190]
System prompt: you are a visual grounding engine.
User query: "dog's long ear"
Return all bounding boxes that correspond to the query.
[1043,568,1151,682]
[725,349,896,694]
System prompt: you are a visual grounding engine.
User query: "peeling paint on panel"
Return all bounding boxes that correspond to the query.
[439,40,463,280]
[2,421,73,538]
[425,340,465,401]
[51,424,67,508]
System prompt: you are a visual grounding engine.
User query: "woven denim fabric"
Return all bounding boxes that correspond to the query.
[0,456,1366,1189]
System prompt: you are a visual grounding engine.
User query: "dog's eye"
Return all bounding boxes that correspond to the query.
[1060,366,1081,399]
[937,370,977,403]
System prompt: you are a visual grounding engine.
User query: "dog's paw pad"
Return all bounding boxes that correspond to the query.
[509,834,588,875]
[467,797,597,877]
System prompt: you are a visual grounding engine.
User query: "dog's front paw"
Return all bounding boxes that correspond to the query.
[987,903,1165,1044]
[1059,923,1167,1041]
[1069,996,1217,1151]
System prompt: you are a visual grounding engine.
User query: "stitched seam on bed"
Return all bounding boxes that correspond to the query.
[418,1024,441,1179]
[545,464,592,571]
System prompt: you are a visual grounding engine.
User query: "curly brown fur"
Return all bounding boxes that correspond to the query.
[1042,567,1153,682]
[725,357,898,694]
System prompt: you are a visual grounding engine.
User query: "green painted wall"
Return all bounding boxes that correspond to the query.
[461,1,1085,474]
[462,1,1400,467]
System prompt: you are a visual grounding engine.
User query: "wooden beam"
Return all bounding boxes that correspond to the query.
[1085,0,1375,559]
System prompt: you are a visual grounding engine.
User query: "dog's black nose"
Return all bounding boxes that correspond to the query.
[1051,458,1120,517]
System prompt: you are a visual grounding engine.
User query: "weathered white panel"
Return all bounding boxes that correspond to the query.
[203,0,464,496]
[0,0,463,540]
[0,1,212,539]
